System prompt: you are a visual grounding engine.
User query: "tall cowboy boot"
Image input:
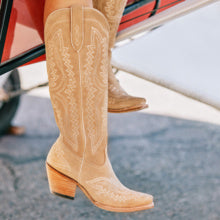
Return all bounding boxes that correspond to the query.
[45,5,154,212]
[93,0,148,113]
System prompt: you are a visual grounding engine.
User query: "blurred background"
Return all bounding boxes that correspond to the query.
[0,1,220,219]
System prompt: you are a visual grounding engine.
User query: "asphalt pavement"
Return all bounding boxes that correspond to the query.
[0,94,220,220]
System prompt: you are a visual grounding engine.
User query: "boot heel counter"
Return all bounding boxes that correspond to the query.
[46,137,60,165]
[46,145,54,165]
[46,136,80,180]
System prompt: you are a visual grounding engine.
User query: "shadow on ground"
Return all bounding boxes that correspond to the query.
[0,95,220,220]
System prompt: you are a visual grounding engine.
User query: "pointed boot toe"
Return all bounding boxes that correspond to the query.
[108,95,148,113]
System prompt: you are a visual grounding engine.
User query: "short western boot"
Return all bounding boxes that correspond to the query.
[93,0,148,113]
[44,5,154,212]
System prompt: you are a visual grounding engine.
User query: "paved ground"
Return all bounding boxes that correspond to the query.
[0,94,220,220]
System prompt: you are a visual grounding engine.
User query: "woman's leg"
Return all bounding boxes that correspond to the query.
[45,0,147,114]
[93,0,149,113]
[44,1,154,212]
[44,0,93,24]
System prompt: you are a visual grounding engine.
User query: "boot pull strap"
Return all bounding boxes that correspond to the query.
[71,5,84,52]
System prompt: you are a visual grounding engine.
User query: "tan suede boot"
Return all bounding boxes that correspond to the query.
[45,5,154,212]
[93,0,148,113]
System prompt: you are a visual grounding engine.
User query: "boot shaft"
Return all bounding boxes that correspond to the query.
[93,0,127,49]
[45,6,110,166]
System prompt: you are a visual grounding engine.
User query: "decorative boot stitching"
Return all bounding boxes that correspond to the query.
[86,177,147,202]
[47,29,80,152]
[83,26,108,155]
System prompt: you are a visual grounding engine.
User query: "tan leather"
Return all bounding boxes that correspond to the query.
[45,5,154,212]
[93,0,148,113]
[44,0,93,24]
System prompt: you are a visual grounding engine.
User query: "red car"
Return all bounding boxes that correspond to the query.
[0,0,184,74]
[4,0,211,134]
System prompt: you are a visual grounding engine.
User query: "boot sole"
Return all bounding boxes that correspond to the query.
[108,103,148,113]
[46,163,154,212]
